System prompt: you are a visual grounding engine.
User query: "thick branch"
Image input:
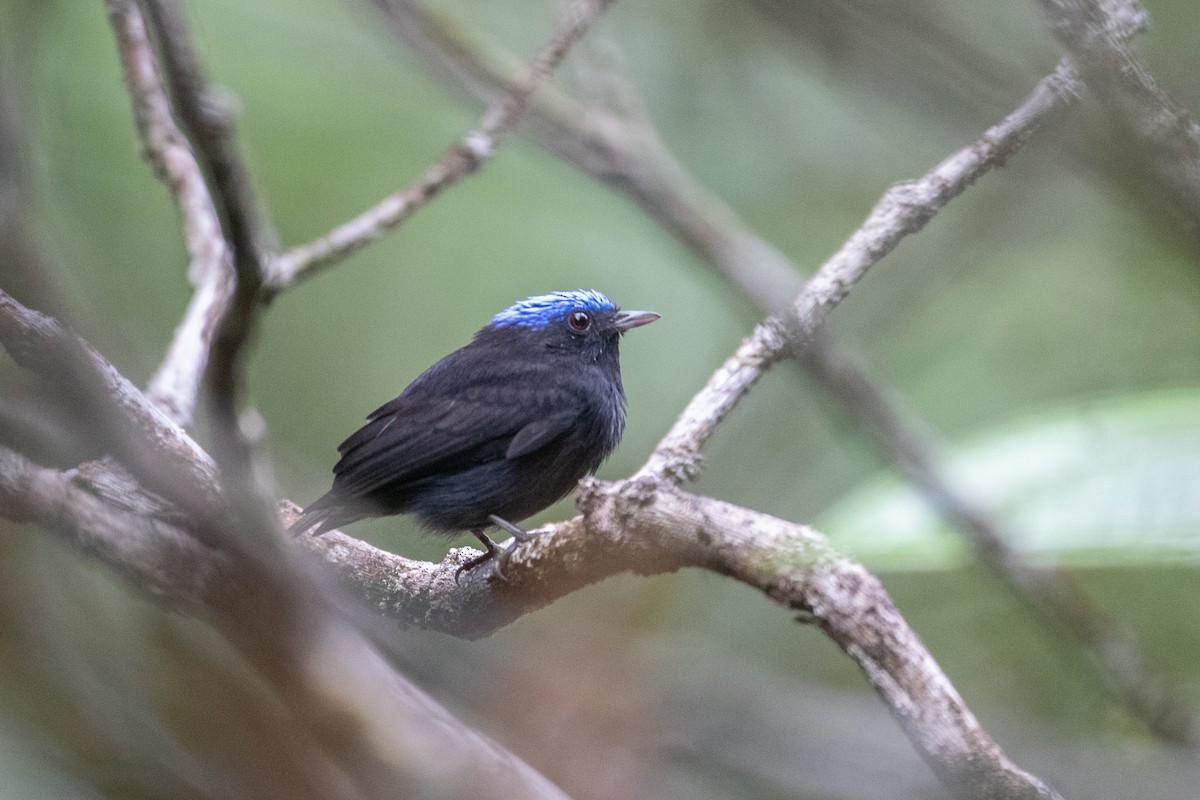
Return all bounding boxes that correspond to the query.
[0,289,220,515]
[293,478,1057,800]
[0,277,1062,796]
[0,433,1060,800]
[0,260,1060,797]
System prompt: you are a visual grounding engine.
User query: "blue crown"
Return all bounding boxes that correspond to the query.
[490,290,615,330]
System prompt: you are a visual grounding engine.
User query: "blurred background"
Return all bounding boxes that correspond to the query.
[2,0,1200,797]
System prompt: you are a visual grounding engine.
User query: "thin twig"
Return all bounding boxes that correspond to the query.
[1035,0,1200,237]
[106,0,234,427]
[267,0,616,293]
[643,59,1082,481]
[800,332,1200,747]
[138,0,279,537]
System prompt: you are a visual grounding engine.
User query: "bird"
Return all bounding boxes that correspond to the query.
[290,289,659,576]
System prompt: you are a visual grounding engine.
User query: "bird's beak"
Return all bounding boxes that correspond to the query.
[613,309,661,333]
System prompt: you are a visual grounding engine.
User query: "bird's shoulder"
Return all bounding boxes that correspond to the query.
[359,340,585,430]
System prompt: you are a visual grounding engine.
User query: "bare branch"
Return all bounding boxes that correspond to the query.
[1034,0,1200,236]
[1,5,1085,798]
[641,60,1081,482]
[105,0,234,428]
[634,49,1196,745]
[292,478,1058,800]
[364,8,1200,748]
[0,288,220,515]
[0,279,1061,796]
[781,59,1080,339]
[0,447,572,800]
[360,4,1076,478]
[637,319,789,482]
[137,0,282,542]
[136,0,272,279]
[268,0,616,292]
[1,417,1061,800]
[799,332,1200,748]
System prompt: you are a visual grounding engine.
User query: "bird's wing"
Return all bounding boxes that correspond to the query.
[330,364,582,499]
[330,399,505,497]
[505,411,578,459]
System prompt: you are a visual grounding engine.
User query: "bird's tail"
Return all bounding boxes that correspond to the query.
[288,493,349,537]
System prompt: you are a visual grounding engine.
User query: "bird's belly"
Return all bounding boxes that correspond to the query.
[405,455,589,533]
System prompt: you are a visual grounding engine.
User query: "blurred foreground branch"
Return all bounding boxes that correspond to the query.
[1035,0,1200,237]
[0,288,569,800]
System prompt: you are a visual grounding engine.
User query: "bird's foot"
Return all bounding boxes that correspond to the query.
[454,518,539,583]
[455,530,502,584]
[490,515,545,580]
[488,515,536,544]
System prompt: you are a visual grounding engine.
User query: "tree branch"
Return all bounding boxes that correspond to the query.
[292,478,1060,800]
[267,0,615,293]
[0,445,571,800]
[5,3,1147,796]
[331,0,1198,755]
[0,283,1061,797]
[105,0,233,428]
[137,0,283,543]
[1035,0,1200,236]
[0,425,1063,800]
[425,16,1200,746]
[0,288,220,516]
[641,59,1081,483]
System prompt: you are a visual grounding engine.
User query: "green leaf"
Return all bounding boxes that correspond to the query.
[819,389,1200,570]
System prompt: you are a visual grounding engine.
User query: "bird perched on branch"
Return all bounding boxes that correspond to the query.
[291,289,659,576]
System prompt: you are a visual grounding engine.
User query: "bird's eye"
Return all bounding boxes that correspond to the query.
[567,310,592,333]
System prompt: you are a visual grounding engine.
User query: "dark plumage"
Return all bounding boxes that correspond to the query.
[291,290,658,572]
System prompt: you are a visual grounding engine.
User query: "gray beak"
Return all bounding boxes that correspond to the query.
[612,309,661,333]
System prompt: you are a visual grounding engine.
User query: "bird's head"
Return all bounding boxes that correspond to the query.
[483,290,659,362]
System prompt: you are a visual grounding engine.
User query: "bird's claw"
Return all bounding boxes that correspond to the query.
[454,550,494,584]
[454,520,539,584]
[454,538,519,584]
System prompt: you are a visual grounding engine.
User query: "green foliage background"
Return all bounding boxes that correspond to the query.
[4,0,1200,797]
